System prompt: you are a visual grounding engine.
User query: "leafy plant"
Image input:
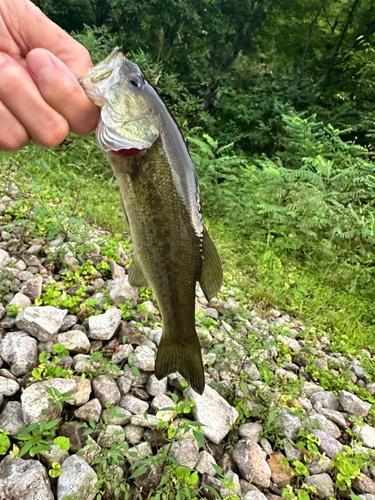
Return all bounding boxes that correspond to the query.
[31,344,72,381]
[0,430,10,455]
[16,419,68,458]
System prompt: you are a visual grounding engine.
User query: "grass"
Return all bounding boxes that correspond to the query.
[2,134,375,357]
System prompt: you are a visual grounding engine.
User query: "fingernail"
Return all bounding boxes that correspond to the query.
[0,53,6,64]
[27,53,54,77]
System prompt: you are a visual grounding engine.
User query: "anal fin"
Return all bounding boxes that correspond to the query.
[199,227,223,301]
[128,257,148,288]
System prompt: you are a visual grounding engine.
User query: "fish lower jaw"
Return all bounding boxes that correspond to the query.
[109,148,141,157]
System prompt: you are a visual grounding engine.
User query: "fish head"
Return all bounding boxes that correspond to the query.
[80,47,160,153]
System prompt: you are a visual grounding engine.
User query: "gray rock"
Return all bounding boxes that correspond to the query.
[313,429,343,459]
[277,335,301,352]
[220,471,241,498]
[186,385,238,445]
[0,455,54,500]
[57,455,98,500]
[9,292,31,309]
[130,414,160,428]
[74,398,102,423]
[310,390,339,410]
[305,473,334,498]
[19,277,43,303]
[309,414,341,439]
[260,438,273,455]
[233,439,271,488]
[88,308,121,340]
[243,491,268,500]
[146,374,168,396]
[239,422,263,442]
[319,408,347,428]
[354,474,375,494]
[120,394,149,415]
[132,345,156,371]
[0,401,25,436]
[353,424,375,449]
[0,331,38,376]
[303,381,324,398]
[0,376,19,396]
[92,374,121,407]
[277,409,302,440]
[340,390,371,416]
[168,440,200,468]
[127,441,152,463]
[111,344,134,364]
[16,306,68,341]
[196,450,217,476]
[102,407,132,425]
[124,424,144,444]
[367,383,375,396]
[204,307,219,320]
[59,314,78,332]
[0,249,11,267]
[306,454,333,475]
[117,376,132,396]
[109,275,138,305]
[98,424,125,448]
[40,443,69,467]
[56,330,90,353]
[17,271,34,281]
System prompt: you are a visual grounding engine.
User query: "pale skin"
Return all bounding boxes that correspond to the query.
[0,0,100,151]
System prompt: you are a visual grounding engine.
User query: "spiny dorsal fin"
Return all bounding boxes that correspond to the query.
[199,226,223,301]
[128,257,148,288]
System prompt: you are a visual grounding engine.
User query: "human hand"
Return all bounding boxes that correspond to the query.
[0,0,100,151]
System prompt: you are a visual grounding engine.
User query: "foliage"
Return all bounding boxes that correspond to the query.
[0,430,10,455]
[331,446,372,491]
[31,344,73,381]
[16,419,69,458]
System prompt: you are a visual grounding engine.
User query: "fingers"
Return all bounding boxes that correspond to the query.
[0,99,29,151]
[0,51,69,149]
[27,49,100,136]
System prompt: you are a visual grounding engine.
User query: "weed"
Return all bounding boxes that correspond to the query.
[16,419,69,458]
[31,344,73,381]
[0,430,10,455]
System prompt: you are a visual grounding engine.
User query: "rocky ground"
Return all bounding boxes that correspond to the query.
[1,188,375,500]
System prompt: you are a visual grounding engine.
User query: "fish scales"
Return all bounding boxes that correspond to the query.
[80,48,222,394]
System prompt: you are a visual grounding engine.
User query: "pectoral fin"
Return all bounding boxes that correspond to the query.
[128,257,148,287]
[199,227,223,301]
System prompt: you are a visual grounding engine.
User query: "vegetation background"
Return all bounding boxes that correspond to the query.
[4,0,375,354]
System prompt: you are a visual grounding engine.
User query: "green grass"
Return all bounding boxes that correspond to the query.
[2,135,375,356]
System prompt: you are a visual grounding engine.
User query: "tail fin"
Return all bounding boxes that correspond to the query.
[155,334,205,394]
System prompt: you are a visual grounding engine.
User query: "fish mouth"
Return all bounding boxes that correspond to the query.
[110,148,141,157]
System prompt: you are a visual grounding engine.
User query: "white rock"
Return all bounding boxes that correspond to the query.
[0,376,19,396]
[131,345,156,371]
[354,424,375,449]
[57,455,97,500]
[9,292,31,309]
[74,398,102,423]
[239,423,263,442]
[98,424,125,448]
[167,440,200,468]
[0,331,38,376]
[56,330,90,353]
[15,306,68,342]
[127,441,152,463]
[0,455,54,500]
[186,385,238,444]
[146,374,168,396]
[88,308,121,340]
[340,390,371,416]
[120,394,149,415]
[196,450,217,476]
[0,401,25,436]
[277,334,302,352]
[220,471,241,498]
[109,275,138,305]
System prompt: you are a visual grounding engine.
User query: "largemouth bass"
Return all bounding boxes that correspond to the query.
[80,48,222,394]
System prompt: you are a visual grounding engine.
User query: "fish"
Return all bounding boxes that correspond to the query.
[79,48,223,394]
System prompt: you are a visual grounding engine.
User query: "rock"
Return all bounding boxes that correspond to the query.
[92,374,121,406]
[88,308,121,340]
[127,441,152,463]
[57,455,97,500]
[233,439,271,488]
[309,414,341,439]
[185,385,238,445]
[117,376,132,396]
[306,454,333,475]
[310,390,339,410]
[340,390,371,416]
[313,429,343,459]
[110,261,125,279]
[168,440,200,468]
[0,331,38,376]
[353,424,375,449]
[111,344,134,364]
[151,394,176,421]
[196,450,217,476]
[9,292,31,309]
[58,421,87,453]
[204,307,219,320]
[354,475,375,494]
[0,455,54,500]
[120,394,149,415]
[303,381,324,398]
[21,378,92,424]
[15,306,68,342]
[124,424,144,444]
[0,401,25,436]
[98,424,125,448]
[305,473,334,498]
[109,275,138,305]
[74,398,102,423]
[0,376,19,396]
[244,491,268,500]
[261,438,273,455]
[267,452,294,488]
[40,443,69,467]
[146,374,168,396]
[59,314,78,332]
[239,422,263,442]
[201,474,222,500]
[277,409,302,440]
[319,408,347,428]
[56,330,90,353]
[277,335,302,352]
[130,414,159,428]
[0,249,11,267]
[19,277,43,303]
[102,407,132,425]
[220,471,242,498]
[132,345,156,371]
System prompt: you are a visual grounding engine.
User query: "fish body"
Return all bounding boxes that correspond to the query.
[80,49,222,394]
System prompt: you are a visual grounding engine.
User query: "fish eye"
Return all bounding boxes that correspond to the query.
[128,74,143,89]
